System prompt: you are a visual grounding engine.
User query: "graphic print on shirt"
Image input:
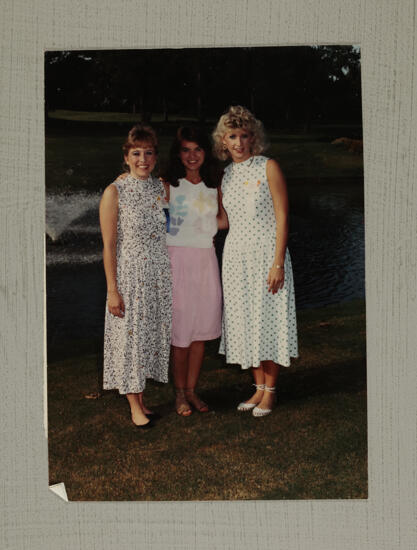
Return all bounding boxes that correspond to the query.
[167,179,219,248]
[192,190,217,214]
[168,195,188,236]
[192,191,218,233]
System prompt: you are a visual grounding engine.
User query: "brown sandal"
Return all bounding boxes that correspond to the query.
[175,389,192,417]
[185,389,209,413]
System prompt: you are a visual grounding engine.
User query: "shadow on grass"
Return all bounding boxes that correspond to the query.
[201,357,365,415]
[47,299,367,501]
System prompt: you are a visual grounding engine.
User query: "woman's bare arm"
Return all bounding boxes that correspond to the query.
[99,184,125,317]
[266,158,289,294]
[161,179,170,203]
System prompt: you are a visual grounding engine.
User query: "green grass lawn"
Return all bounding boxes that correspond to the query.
[46,112,363,193]
[48,299,367,501]
[268,135,364,181]
[48,109,201,124]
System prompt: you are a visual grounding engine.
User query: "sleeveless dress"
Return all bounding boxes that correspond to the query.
[219,155,298,369]
[103,175,172,394]
[167,178,222,347]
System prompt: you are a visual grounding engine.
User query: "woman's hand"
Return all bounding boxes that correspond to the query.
[267,265,285,294]
[107,290,125,317]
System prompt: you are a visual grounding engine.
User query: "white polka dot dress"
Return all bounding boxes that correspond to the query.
[219,155,298,369]
[103,175,172,394]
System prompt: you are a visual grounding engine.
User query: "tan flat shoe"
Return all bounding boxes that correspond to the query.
[175,389,192,417]
[185,389,209,413]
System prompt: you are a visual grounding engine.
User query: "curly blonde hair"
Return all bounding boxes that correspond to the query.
[212,105,268,161]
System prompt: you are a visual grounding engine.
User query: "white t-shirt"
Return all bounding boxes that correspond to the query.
[166,178,218,248]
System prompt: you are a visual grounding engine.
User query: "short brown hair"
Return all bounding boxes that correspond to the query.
[122,124,158,155]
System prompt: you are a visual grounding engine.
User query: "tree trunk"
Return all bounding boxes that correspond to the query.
[250,89,255,113]
[196,68,204,122]
[140,91,151,123]
[163,96,168,122]
[247,49,255,112]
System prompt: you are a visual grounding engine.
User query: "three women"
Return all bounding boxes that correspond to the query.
[100,106,298,425]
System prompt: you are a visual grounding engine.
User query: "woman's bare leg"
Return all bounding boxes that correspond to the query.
[138,393,153,415]
[172,345,190,388]
[185,341,208,411]
[172,345,192,416]
[126,393,150,426]
[257,360,280,409]
[186,341,205,389]
[241,365,266,405]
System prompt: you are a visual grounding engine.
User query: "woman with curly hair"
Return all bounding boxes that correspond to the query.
[212,106,298,417]
[163,126,227,416]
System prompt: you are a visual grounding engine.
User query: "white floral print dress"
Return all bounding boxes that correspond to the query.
[219,155,298,369]
[103,175,172,394]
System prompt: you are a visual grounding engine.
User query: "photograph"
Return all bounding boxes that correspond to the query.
[45,45,366,501]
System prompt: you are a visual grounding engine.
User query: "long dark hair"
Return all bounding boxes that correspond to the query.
[163,126,221,188]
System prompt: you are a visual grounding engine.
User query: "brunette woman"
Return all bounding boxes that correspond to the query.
[164,126,227,416]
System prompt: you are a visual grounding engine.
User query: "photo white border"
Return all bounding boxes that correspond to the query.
[1,1,416,548]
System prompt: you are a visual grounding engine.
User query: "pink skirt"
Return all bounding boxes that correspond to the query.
[168,246,222,347]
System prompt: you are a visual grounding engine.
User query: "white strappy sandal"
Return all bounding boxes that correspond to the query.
[252,385,276,417]
[237,384,265,411]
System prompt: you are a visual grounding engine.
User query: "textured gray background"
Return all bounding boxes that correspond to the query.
[1,0,416,548]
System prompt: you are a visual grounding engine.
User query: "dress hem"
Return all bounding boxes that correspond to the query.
[172,331,222,348]
[103,375,169,395]
[218,350,298,369]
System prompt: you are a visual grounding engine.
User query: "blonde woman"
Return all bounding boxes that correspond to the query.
[212,106,298,417]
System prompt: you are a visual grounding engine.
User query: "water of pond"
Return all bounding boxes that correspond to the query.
[46,178,364,353]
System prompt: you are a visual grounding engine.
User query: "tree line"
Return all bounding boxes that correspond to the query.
[45,46,361,129]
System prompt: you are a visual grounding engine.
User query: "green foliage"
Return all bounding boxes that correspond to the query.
[45,46,362,127]
[45,123,363,192]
